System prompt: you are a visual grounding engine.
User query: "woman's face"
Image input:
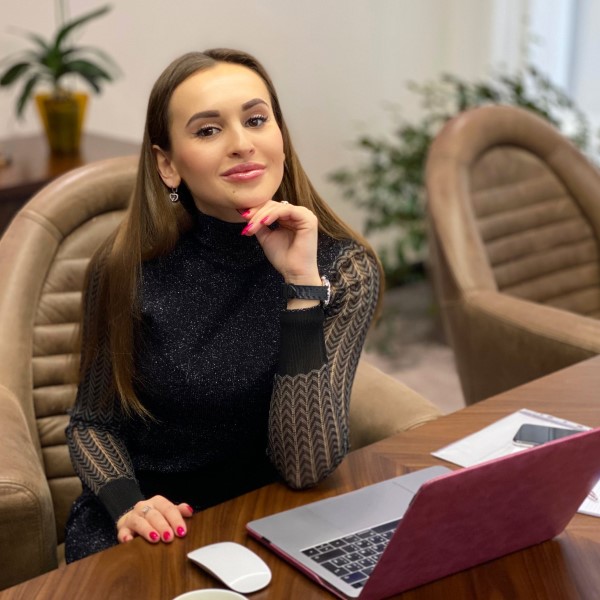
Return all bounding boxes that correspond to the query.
[154,62,286,222]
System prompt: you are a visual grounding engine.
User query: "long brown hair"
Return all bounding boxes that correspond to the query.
[81,48,384,417]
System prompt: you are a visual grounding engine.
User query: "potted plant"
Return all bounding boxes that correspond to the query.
[330,66,597,288]
[0,3,118,154]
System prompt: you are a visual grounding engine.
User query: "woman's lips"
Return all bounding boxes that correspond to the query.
[221,163,265,182]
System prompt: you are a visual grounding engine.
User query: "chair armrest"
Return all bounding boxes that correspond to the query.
[454,290,600,403]
[349,360,441,450]
[467,290,600,353]
[0,385,57,590]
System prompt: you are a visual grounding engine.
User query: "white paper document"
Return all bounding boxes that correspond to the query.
[432,408,600,517]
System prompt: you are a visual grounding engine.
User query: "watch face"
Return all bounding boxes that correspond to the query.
[321,275,331,306]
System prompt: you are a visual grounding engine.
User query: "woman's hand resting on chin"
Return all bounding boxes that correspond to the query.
[238,200,321,290]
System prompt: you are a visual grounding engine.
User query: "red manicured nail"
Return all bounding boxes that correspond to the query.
[185,504,194,515]
[123,534,132,543]
[163,531,171,541]
[149,531,159,541]
[237,209,250,216]
[260,216,269,224]
[176,526,186,537]
[241,223,253,235]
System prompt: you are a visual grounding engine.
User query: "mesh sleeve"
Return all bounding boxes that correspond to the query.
[66,260,144,521]
[268,243,380,488]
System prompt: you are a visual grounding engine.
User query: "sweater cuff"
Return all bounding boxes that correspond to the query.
[278,305,327,376]
[98,478,145,523]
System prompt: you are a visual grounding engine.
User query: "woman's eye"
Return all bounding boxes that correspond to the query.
[195,125,220,138]
[246,115,268,128]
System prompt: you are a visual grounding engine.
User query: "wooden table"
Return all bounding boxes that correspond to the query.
[2,356,600,599]
[0,134,139,233]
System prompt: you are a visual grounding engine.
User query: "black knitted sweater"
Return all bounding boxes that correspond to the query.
[66,212,379,522]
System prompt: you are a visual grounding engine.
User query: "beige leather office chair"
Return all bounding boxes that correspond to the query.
[426,105,600,405]
[0,156,439,589]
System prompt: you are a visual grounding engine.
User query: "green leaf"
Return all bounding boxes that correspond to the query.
[55,5,112,51]
[16,73,40,118]
[81,76,101,93]
[43,47,66,79]
[61,59,112,94]
[72,45,121,73]
[0,62,31,87]
[63,59,112,81]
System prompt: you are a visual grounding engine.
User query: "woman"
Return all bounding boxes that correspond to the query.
[65,48,382,562]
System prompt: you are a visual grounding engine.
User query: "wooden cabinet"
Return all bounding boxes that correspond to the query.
[0,134,139,234]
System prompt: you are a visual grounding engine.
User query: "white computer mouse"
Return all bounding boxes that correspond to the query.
[187,541,272,594]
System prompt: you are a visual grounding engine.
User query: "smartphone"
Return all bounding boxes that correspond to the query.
[513,423,580,447]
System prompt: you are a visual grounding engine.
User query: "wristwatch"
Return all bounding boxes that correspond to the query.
[284,276,331,307]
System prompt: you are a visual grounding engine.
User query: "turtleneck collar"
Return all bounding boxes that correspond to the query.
[190,210,267,266]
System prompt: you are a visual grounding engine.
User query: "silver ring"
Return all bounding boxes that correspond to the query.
[141,505,152,517]
[280,200,290,205]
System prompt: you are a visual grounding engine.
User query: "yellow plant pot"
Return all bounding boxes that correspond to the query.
[35,92,88,155]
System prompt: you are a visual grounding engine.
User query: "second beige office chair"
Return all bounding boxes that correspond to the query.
[426,105,600,405]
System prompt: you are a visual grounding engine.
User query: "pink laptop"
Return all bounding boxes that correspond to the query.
[247,428,600,599]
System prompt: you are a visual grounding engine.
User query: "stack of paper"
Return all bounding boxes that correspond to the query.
[432,409,600,517]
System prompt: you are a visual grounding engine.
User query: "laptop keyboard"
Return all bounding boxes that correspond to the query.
[301,519,400,590]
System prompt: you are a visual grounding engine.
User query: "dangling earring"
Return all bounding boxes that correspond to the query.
[169,187,179,203]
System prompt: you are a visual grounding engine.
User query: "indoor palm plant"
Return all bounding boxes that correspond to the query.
[0,3,118,154]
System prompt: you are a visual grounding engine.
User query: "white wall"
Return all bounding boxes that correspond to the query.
[1,0,497,233]
[570,0,600,128]
[528,0,577,90]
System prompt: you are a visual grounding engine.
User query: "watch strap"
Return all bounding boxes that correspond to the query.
[284,276,331,306]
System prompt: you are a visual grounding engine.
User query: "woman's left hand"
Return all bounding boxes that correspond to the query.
[239,200,321,285]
